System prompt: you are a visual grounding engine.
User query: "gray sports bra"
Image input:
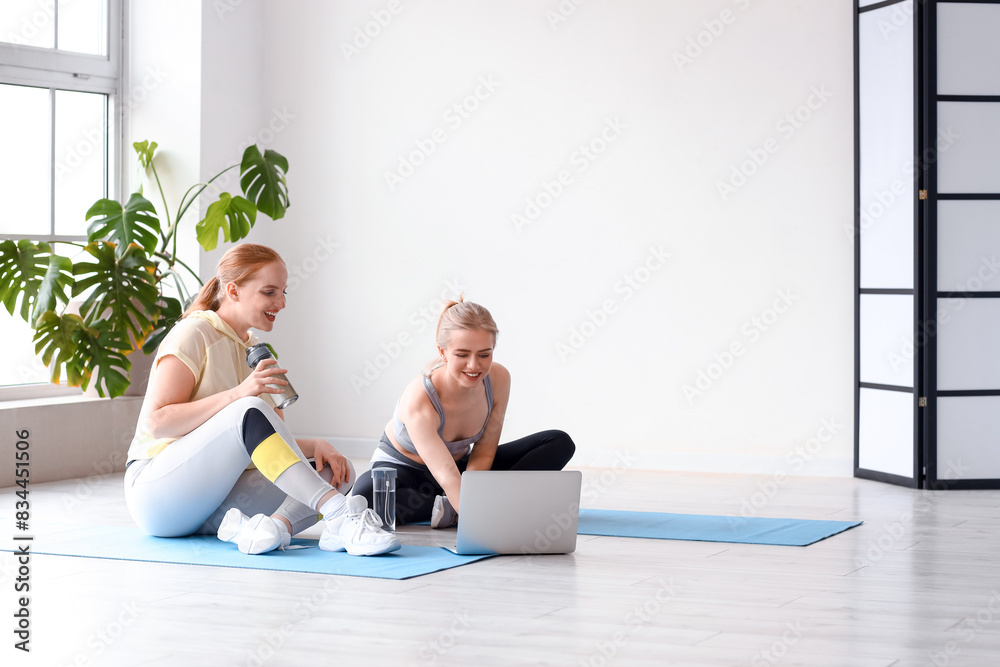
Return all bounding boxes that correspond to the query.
[392,374,494,457]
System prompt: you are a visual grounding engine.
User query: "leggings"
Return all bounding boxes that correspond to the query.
[352,429,575,525]
[124,396,355,537]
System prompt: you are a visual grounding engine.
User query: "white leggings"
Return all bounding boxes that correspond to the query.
[124,396,355,538]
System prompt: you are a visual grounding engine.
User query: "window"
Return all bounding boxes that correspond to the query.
[1,0,110,55]
[0,0,121,390]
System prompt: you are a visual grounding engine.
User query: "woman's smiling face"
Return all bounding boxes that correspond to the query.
[234,260,288,333]
[438,327,495,387]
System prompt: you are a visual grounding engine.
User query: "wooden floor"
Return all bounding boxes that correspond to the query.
[2,465,999,666]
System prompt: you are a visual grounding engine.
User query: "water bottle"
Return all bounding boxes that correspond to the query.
[371,467,397,532]
[245,343,299,409]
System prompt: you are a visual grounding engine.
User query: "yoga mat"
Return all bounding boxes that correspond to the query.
[577,510,862,546]
[5,524,492,579]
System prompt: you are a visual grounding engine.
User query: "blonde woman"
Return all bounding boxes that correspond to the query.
[125,243,398,556]
[353,298,576,527]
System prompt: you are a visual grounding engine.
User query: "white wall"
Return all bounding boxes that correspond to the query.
[126,0,204,301]
[199,0,267,223]
[162,0,855,476]
[5,1,859,484]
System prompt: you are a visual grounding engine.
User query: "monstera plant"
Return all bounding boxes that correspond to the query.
[0,140,290,398]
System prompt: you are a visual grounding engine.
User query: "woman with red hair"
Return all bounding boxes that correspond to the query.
[125,243,397,556]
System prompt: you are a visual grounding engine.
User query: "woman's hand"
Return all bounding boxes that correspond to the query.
[311,440,351,488]
[235,358,288,400]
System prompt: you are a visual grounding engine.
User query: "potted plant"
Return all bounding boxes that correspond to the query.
[0,140,290,398]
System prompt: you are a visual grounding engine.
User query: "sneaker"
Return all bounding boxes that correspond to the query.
[319,496,401,556]
[430,495,458,529]
[217,508,283,555]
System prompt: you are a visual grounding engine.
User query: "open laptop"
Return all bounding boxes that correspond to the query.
[454,470,582,555]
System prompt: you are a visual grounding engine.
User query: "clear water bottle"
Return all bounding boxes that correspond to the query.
[371,467,397,532]
[245,343,299,409]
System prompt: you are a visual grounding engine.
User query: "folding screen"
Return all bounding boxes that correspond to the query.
[855,0,1000,489]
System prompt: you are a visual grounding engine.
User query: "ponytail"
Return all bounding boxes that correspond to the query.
[434,296,465,346]
[184,276,222,317]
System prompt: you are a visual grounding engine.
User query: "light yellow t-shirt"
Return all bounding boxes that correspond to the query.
[127,310,275,461]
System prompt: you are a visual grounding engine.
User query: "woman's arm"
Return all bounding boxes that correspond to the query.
[298,438,351,487]
[399,384,465,511]
[146,356,288,439]
[465,363,511,472]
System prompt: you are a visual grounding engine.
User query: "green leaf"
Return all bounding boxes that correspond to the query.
[134,140,158,169]
[77,320,133,398]
[33,311,87,387]
[86,193,161,256]
[142,296,182,355]
[240,146,289,220]
[0,240,73,324]
[72,242,160,349]
[32,254,75,324]
[196,193,257,251]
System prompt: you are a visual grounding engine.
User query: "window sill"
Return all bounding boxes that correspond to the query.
[0,383,84,406]
[0,391,143,411]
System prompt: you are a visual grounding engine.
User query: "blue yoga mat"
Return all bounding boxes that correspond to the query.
[8,524,492,579]
[577,510,862,546]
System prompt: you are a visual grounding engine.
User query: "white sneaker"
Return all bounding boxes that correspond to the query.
[217,508,283,555]
[430,495,458,529]
[320,496,401,556]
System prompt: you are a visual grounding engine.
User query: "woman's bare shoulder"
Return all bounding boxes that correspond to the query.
[398,374,436,421]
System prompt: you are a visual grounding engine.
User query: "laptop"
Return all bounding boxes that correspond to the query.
[454,470,583,555]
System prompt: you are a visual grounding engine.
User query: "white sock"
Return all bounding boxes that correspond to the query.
[319,494,348,520]
[273,517,292,548]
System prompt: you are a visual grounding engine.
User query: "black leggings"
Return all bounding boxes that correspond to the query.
[352,429,576,525]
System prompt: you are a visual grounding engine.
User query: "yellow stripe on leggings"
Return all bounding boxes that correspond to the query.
[250,433,301,481]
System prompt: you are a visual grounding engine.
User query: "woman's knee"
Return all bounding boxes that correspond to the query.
[232,395,273,415]
[546,429,576,460]
[233,397,282,441]
[351,469,374,503]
